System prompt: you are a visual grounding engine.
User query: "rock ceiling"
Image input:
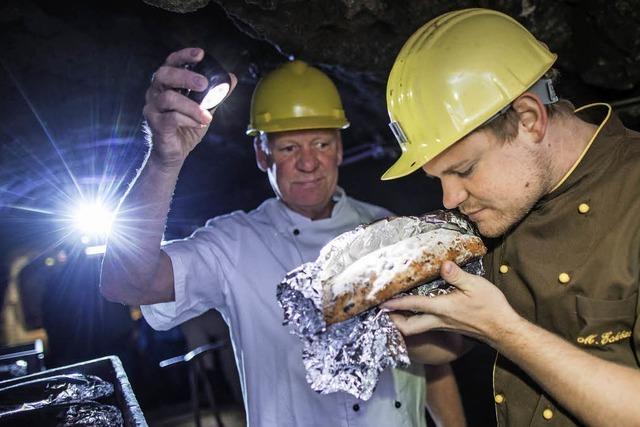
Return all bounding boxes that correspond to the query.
[1,0,640,251]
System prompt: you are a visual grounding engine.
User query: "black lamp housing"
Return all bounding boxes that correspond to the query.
[182,53,231,110]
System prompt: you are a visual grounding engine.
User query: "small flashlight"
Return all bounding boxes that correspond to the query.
[182,53,231,110]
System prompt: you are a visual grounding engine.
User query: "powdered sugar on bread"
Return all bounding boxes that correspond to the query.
[319,216,485,324]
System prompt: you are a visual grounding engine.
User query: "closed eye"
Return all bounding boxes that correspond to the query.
[456,164,475,178]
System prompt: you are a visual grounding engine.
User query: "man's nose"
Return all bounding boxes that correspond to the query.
[441,178,468,209]
[296,146,319,172]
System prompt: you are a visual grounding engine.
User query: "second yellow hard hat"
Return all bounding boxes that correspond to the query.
[246,60,349,136]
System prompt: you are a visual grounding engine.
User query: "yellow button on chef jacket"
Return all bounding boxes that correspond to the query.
[484,105,640,426]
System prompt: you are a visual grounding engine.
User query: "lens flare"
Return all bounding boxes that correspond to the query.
[72,200,114,238]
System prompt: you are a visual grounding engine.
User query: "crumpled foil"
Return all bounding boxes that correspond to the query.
[58,402,123,427]
[0,373,114,419]
[277,210,484,400]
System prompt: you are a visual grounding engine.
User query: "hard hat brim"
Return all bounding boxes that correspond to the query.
[247,117,349,136]
[380,150,426,180]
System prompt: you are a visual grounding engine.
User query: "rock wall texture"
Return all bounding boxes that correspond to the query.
[2,0,640,249]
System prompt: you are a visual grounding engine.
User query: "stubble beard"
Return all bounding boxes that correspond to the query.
[475,150,552,238]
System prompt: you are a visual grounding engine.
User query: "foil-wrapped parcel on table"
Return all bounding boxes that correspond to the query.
[276,210,485,400]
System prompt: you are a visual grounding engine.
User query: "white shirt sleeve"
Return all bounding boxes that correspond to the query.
[140,218,236,331]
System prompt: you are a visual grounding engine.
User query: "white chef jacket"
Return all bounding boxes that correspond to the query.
[141,188,426,427]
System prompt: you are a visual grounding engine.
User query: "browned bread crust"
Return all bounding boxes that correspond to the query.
[322,228,486,325]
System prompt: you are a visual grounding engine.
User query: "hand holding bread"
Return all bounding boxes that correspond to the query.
[316,215,486,325]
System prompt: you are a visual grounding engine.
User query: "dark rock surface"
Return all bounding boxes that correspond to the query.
[1,0,640,248]
[2,2,639,424]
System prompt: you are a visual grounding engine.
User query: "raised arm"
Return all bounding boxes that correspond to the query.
[100,47,236,306]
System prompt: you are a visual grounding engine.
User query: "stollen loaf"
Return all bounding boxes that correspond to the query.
[318,216,486,325]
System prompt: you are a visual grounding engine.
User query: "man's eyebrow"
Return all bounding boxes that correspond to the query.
[441,159,472,175]
[423,159,471,179]
[274,137,332,145]
[273,139,298,146]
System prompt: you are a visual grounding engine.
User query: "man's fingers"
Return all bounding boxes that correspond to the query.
[229,73,238,91]
[144,109,208,132]
[389,312,442,336]
[146,90,212,125]
[224,73,239,102]
[150,48,207,93]
[440,261,477,292]
[157,90,211,122]
[165,47,203,67]
[152,65,209,94]
[381,295,432,313]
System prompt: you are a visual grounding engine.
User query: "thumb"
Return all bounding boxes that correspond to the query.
[208,73,238,115]
[441,261,476,292]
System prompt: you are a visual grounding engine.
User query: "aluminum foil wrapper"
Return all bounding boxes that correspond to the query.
[58,402,123,427]
[0,373,114,419]
[277,210,484,400]
[278,262,409,400]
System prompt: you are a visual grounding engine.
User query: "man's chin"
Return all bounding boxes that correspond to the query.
[289,195,327,208]
[477,215,525,238]
[474,217,510,238]
[283,195,333,216]
[477,227,503,238]
[289,189,330,205]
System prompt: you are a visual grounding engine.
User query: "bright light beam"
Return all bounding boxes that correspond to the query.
[85,244,107,256]
[1,58,84,201]
[72,200,114,238]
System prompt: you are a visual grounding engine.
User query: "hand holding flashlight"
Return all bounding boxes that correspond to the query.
[181,53,233,110]
[144,48,237,168]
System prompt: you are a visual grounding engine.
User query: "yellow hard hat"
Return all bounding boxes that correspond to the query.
[246,60,349,135]
[382,8,557,180]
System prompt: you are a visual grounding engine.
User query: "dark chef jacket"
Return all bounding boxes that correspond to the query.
[484,103,640,426]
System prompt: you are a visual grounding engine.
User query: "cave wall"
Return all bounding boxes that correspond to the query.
[2,0,640,251]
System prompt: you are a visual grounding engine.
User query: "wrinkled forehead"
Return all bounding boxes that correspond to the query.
[267,128,341,145]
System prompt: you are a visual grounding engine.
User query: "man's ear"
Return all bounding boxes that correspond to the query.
[254,136,270,172]
[512,93,548,144]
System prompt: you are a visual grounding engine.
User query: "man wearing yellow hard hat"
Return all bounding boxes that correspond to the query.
[381,8,640,426]
[101,49,466,426]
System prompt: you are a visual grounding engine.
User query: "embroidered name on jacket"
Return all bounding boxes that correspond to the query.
[576,329,632,346]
